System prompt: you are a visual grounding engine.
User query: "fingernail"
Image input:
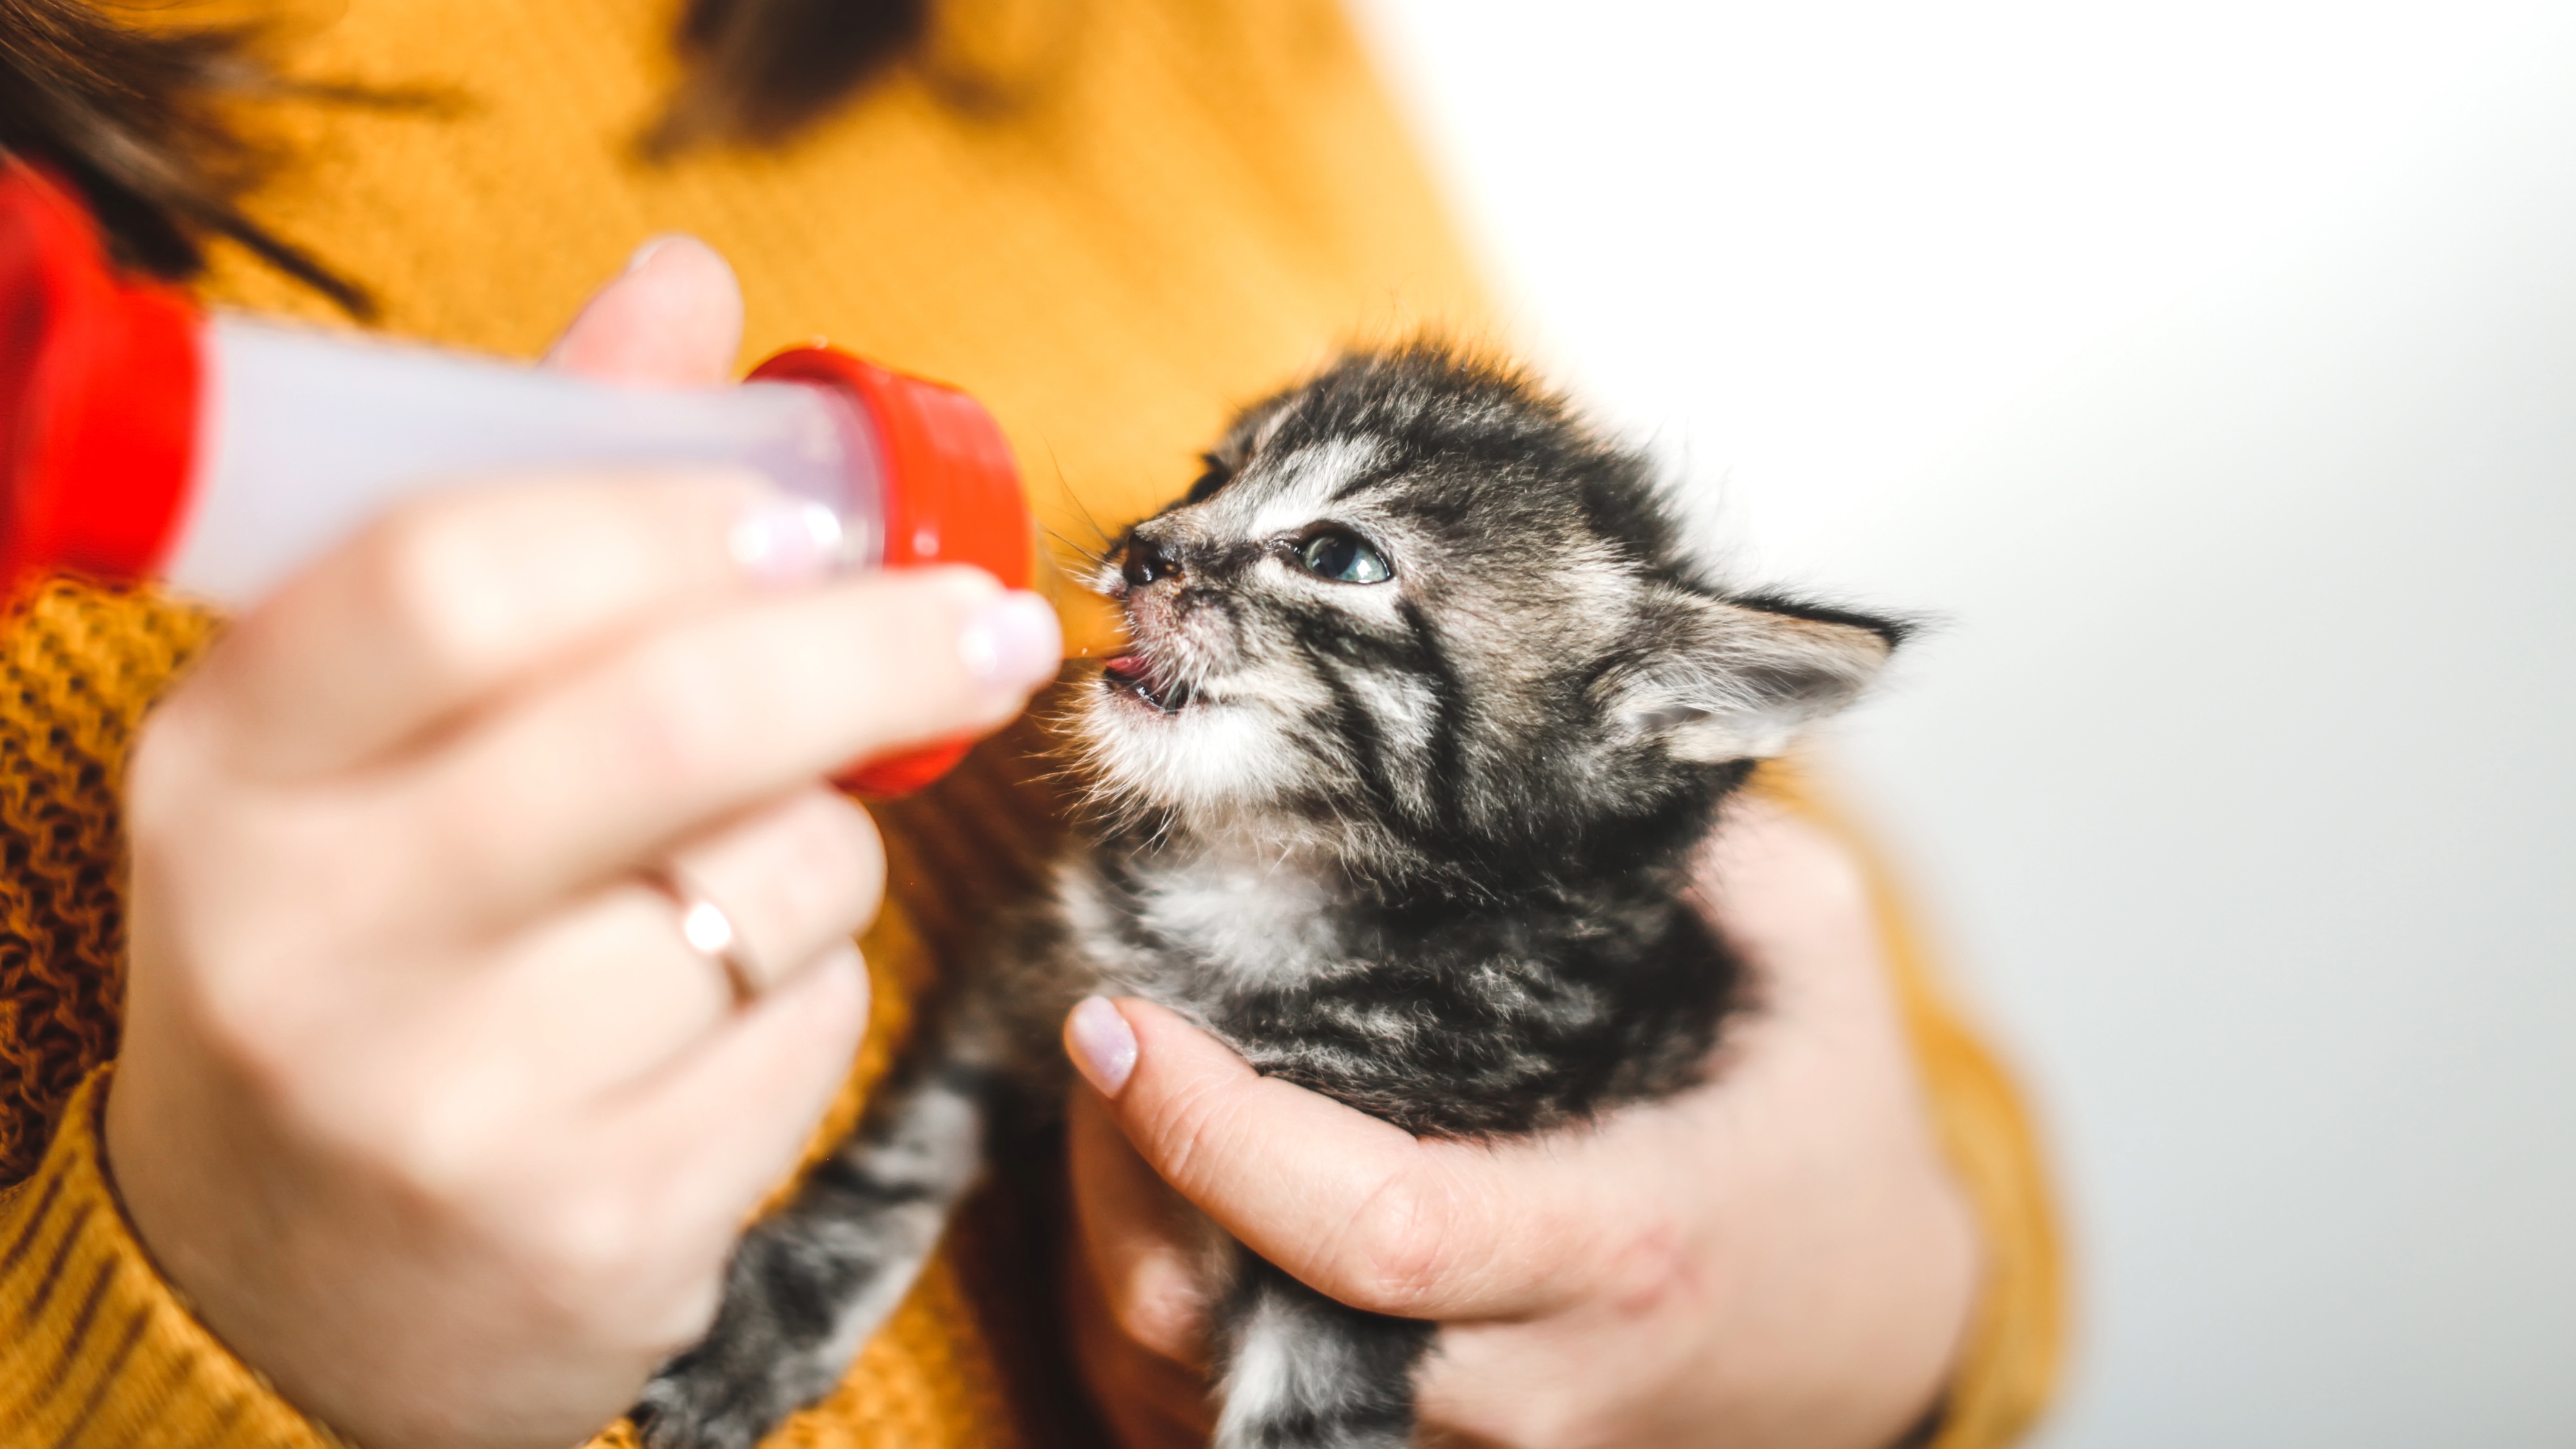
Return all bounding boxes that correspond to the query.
[625,234,679,274]
[730,498,848,585]
[1067,996,1138,1097]
[958,591,1063,691]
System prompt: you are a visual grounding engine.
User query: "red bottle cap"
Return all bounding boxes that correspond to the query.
[748,346,1036,796]
[0,162,203,595]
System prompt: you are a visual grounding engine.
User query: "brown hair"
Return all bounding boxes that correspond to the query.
[0,0,931,309]
[0,0,369,313]
[654,0,930,153]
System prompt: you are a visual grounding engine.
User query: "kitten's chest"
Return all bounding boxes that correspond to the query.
[1059,849,1358,1008]
[1050,844,1740,1136]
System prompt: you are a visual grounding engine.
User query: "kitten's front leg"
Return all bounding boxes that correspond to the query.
[632,1062,991,1449]
[1212,1250,1438,1449]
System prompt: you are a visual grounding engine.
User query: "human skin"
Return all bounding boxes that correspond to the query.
[103,240,1064,1449]
[1061,797,1984,1449]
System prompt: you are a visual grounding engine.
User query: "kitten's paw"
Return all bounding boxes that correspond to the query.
[1210,1418,1415,1449]
[630,1338,843,1449]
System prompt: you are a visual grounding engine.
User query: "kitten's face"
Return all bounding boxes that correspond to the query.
[1077,348,1894,878]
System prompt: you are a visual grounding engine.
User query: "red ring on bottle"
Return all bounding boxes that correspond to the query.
[749,346,1034,797]
[0,161,203,598]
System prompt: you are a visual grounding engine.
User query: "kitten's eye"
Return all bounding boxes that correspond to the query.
[1298,530,1393,584]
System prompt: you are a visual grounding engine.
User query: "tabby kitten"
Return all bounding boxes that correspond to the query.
[635,343,1903,1449]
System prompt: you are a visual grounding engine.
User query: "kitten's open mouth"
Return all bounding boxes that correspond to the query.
[1102,654,1196,712]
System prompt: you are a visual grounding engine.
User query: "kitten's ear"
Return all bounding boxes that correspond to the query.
[1612,592,1903,761]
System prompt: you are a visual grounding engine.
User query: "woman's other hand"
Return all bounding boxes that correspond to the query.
[103,239,1064,1449]
[1062,797,1980,1449]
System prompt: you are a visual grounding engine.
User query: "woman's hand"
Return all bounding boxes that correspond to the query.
[102,240,1063,1449]
[1061,797,1981,1449]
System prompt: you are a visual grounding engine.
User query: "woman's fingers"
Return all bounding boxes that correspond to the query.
[1065,998,1657,1324]
[602,942,874,1245]
[452,787,884,1092]
[657,786,886,999]
[1066,1087,1214,1368]
[390,567,1058,927]
[411,945,876,1370]
[1059,1191,1221,1449]
[194,472,837,780]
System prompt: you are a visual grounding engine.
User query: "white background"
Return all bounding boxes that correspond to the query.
[1355,3,2576,1444]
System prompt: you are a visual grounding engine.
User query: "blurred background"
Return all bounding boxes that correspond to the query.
[1352,2,2576,1444]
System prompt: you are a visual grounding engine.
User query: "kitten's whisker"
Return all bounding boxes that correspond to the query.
[1037,443,1119,554]
[1043,526,1111,571]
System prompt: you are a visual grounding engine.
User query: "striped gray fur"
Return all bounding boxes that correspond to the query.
[636,343,1902,1449]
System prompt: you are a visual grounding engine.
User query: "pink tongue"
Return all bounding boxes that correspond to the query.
[1104,654,1145,676]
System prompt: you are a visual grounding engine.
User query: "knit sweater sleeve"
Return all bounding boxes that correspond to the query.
[0,1069,339,1446]
[0,580,337,1443]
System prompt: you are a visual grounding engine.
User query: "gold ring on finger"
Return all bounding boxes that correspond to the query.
[644,868,762,1008]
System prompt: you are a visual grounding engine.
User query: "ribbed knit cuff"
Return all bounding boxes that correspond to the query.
[0,1068,339,1447]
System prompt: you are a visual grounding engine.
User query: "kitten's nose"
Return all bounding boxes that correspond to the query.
[1121,535,1183,587]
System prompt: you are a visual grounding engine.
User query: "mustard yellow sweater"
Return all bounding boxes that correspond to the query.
[0,0,2063,1443]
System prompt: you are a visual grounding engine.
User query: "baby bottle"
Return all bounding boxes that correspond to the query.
[0,161,1032,792]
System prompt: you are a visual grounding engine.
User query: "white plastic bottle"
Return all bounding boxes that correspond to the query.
[0,160,1030,790]
[168,317,891,604]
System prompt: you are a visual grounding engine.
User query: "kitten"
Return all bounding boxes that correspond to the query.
[634,342,1903,1449]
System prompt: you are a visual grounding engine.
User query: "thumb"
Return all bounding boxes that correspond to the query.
[545,234,745,386]
[1063,997,1613,1321]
